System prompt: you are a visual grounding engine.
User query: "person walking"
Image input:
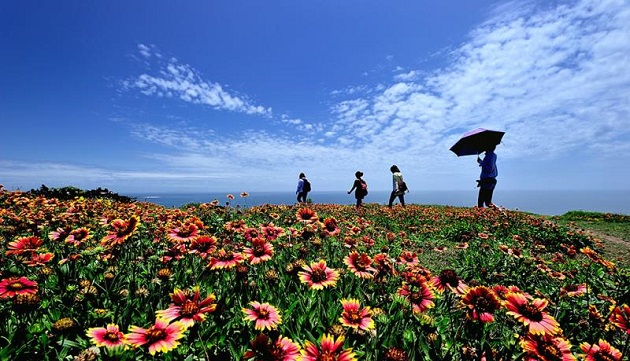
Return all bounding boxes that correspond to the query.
[388,165,406,208]
[347,171,368,208]
[477,145,498,208]
[296,173,310,203]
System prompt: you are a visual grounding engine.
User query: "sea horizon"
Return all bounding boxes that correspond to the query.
[127,189,630,216]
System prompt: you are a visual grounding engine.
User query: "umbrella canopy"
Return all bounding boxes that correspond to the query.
[449,128,505,156]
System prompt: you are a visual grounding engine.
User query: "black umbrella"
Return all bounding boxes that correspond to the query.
[450,128,505,156]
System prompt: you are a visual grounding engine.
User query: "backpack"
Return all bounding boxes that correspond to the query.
[399,181,408,192]
[302,179,311,192]
[360,180,368,195]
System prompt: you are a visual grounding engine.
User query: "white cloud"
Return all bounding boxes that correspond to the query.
[125,48,271,116]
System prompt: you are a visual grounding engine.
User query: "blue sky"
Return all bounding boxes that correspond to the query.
[1,0,629,194]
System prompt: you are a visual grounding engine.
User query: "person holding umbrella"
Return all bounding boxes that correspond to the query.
[450,128,504,208]
[477,145,498,208]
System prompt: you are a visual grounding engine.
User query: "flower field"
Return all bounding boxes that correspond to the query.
[1,189,629,361]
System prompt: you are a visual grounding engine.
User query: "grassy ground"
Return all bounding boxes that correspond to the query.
[551,211,630,270]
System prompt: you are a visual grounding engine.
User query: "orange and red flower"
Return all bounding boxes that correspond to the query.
[397,251,419,266]
[460,286,502,323]
[167,223,199,242]
[300,334,356,361]
[156,286,217,327]
[608,304,630,334]
[298,260,340,290]
[243,333,300,361]
[429,269,468,295]
[244,238,274,264]
[397,283,435,314]
[296,207,318,223]
[580,339,622,361]
[559,284,587,298]
[207,249,245,270]
[125,318,186,355]
[343,251,376,279]
[86,323,126,348]
[321,217,341,237]
[6,236,44,256]
[520,334,576,361]
[0,276,38,299]
[188,235,217,259]
[101,216,139,246]
[242,301,282,331]
[505,293,560,336]
[65,227,91,247]
[339,298,374,331]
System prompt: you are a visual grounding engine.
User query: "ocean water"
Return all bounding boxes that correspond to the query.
[128,190,630,216]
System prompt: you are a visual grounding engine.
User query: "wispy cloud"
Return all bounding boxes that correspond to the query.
[123,45,272,116]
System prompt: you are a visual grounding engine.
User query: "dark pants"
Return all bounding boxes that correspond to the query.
[297,192,308,203]
[477,178,497,207]
[388,191,405,207]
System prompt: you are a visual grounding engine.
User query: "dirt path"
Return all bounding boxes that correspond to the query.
[592,232,630,268]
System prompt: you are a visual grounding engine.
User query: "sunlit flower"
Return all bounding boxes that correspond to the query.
[373,253,396,277]
[6,236,43,256]
[243,333,300,361]
[188,235,217,258]
[429,269,468,295]
[397,251,419,266]
[261,223,284,241]
[208,249,245,270]
[23,252,54,267]
[559,284,587,298]
[168,223,198,242]
[397,283,435,314]
[339,298,374,331]
[298,260,340,290]
[65,227,91,247]
[49,227,69,241]
[300,334,356,361]
[240,192,249,198]
[156,286,217,327]
[609,304,630,334]
[244,237,274,264]
[493,284,531,301]
[296,207,318,223]
[321,217,341,237]
[125,318,186,355]
[86,324,126,348]
[101,216,139,246]
[227,194,235,200]
[242,301,282,331]
[580,339,622,361]
[520,334,576,361]
[343,251,376,279]
[505,293,560,336]
[0,276,38,298]
[460,286,502,323]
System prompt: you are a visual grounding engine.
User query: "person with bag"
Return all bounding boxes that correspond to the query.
[476,145,498,208]
[296,173,311,203]
[388,165,407,208]
[347,171,368,208]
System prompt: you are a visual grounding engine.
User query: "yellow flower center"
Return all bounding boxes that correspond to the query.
[9,282,24,290]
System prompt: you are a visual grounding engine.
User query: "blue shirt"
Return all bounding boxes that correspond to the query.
[296,178,305,193]
[478,151,498,179]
